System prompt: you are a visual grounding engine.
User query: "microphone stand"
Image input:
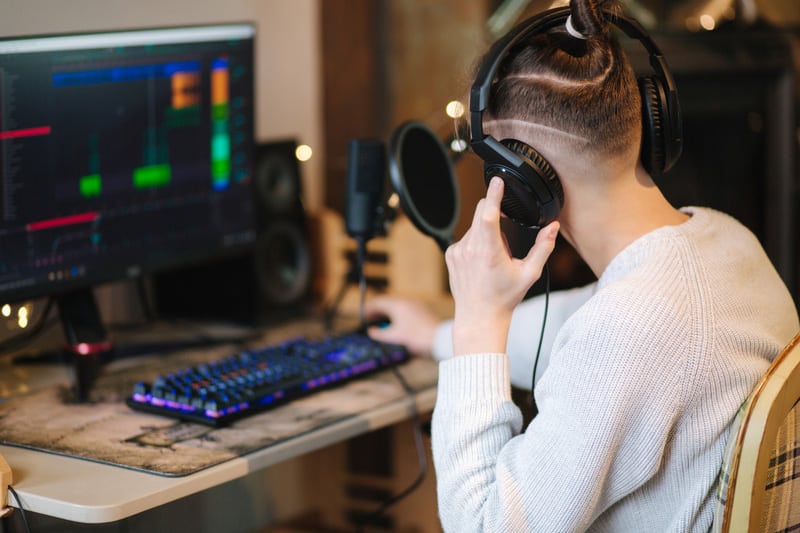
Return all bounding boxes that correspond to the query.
[323,201,397,334]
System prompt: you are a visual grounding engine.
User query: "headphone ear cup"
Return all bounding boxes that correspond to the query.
[503,140,564,207]
[483,139,563,227]
[639,76,668,176]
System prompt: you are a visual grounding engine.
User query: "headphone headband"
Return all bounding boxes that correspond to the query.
[469,6,682,174]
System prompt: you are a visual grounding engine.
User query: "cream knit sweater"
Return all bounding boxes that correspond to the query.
[430,207,799,532]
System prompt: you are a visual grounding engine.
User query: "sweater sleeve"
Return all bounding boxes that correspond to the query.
[432,283,597,389]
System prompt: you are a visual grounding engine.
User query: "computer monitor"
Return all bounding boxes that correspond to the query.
[0,23,258,395]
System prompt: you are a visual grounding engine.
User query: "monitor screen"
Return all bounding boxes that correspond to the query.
[0,23,257,306]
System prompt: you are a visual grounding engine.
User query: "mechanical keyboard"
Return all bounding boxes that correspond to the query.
[126,331,408,427]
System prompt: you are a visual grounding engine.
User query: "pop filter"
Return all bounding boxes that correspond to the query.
[388,121,459,252]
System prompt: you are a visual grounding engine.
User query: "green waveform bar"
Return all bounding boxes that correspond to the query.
[212,102,229,121]
[80,174,102,197]
[211,131,231,189]
[133,164,171,189]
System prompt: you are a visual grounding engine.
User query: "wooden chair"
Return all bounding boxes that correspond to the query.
[713,332,800,532]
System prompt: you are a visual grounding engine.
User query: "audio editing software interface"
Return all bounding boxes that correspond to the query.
[0,25,257,303]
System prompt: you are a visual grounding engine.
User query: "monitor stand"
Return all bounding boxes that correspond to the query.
[57,288,112,402]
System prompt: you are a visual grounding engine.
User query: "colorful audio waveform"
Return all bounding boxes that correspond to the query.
[51,59,237,197]
[210,57,231,191]
[71,63,208,198]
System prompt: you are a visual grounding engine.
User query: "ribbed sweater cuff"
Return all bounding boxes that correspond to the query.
[437,353,512,403]
[432,320,453,361]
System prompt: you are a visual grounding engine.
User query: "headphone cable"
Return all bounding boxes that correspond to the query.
[530,262,550,416]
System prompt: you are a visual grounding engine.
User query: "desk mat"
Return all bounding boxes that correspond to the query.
[0,323,438,477]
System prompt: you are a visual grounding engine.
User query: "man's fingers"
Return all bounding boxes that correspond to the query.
[481,177,504,222]
[522,221,560,279]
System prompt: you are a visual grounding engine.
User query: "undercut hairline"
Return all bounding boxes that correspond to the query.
[484,118,593,150]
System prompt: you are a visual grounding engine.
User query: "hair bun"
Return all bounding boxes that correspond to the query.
[569,0,615,38]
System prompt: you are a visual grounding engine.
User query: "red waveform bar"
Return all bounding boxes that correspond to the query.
[27,211,99,232]
[0,126,52,140]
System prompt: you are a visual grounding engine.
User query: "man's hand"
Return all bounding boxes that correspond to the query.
[446,176,559,355]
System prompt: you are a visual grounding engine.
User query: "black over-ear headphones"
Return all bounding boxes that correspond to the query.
[469,6,682,228]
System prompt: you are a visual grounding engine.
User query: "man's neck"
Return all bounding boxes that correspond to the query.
[558,167,689,278]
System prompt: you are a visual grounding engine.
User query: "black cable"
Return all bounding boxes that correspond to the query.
[530,263,551,416]
[6,485,31,533]
[355,366,428,533]
[340,231,426,531]
[323,254,363,335]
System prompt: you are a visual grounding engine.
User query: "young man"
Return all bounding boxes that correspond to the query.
[366,0,799,529]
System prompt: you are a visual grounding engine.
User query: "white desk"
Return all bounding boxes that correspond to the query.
[0,320,438,525]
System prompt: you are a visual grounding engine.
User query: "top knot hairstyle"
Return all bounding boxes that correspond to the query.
[569,0,615,38]
[468,0,682,228]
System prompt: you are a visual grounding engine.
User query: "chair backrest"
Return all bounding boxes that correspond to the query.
[715,332,800,532]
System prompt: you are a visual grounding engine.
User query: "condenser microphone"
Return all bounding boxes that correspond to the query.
[345,138,387,242]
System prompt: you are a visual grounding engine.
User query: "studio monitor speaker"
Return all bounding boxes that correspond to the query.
[252,139,313,314]
[153,139,313,324]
